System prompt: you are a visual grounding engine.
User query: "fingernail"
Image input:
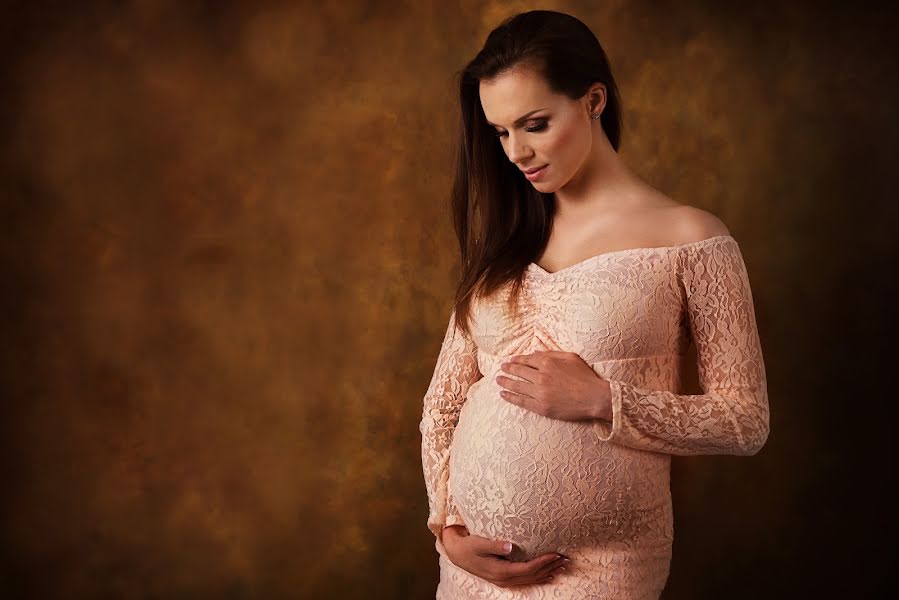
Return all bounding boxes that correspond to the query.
[503,542,512,554]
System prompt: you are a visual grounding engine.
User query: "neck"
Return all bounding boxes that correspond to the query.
[552,130,645,220]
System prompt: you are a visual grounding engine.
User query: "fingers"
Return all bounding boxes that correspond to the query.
[462,534,570,588]
[489,552,570,587]
[532,554,570,578]
[502,561,567,587]
[471,535,515,559]
[504,552,565,577]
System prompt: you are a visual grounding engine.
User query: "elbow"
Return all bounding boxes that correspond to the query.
[738,427,769,456]
[736,410,770,456]
[418,413,431,437]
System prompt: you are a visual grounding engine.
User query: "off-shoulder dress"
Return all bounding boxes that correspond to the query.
[419,234,770,599]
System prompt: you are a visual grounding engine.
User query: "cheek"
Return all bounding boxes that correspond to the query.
[543,124,587,169]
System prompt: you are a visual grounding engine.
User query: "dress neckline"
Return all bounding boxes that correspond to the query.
[527,234,736,277]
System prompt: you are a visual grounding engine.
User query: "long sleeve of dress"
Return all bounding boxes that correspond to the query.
[419,308,482,551]
[594,236,770,456]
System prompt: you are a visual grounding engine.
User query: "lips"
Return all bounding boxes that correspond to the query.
[523,165,548,182]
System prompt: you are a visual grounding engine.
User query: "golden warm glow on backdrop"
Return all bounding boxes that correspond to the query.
[1,0,895,598]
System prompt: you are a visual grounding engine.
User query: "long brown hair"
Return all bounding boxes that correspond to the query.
[449,10,624,336]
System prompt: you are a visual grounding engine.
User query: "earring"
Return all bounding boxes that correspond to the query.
[590,113,601,120]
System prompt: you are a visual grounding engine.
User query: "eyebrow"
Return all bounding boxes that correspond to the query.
[484,108,548,128]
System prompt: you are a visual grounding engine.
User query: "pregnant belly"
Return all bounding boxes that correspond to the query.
[448,385,669,561]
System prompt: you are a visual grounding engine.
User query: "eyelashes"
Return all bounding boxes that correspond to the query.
[493,121,548,138]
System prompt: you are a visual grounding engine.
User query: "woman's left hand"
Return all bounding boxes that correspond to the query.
[496,351,612,422]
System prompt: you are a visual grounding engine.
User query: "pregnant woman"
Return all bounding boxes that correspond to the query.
[419,10,770,600]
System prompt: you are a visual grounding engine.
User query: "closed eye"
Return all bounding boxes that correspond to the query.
[493,121,548,138]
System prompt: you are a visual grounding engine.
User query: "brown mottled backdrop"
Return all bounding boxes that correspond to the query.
[1,0,895,598]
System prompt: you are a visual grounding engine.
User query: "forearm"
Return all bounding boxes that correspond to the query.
[594,378,770,456]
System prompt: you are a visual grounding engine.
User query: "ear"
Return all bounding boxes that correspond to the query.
[585,82,607,116]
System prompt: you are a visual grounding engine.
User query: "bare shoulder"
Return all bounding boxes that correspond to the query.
[666,204,732,243]
[601,186,731,248]
[633,190,731,245]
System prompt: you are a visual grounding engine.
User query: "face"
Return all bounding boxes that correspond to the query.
[479,66,598,192]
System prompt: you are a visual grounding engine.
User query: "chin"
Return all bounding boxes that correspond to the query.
[532,180,559,193]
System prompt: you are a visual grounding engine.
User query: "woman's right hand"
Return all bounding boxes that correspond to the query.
[441,525,570,588]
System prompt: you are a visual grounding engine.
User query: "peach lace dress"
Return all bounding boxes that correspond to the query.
[419,234,770,600]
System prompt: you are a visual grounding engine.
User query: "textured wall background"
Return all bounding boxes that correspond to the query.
[1,0,895,598]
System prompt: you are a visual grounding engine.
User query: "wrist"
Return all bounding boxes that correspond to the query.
[443,524,467,539]
[441,524,467,551]
[593,379,613,421]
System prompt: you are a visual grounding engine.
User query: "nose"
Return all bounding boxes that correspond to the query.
[505,132,533,165]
